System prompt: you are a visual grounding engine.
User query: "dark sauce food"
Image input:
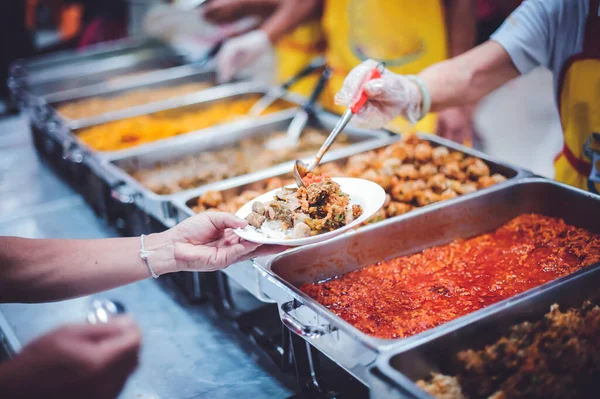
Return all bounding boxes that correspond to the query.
[300,214,600,339]
[417,301,600,399]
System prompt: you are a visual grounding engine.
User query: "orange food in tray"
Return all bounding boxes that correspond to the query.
[300,214,600,339]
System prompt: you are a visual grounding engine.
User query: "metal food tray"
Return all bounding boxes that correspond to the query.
[44,64,217,111]
[256,177,598,386]
[12,37,168,76]
[173,133,526,307]
[28,82,305,241]
[369,181,600,398]
[29,64,218,130]
[23,53,186,101]
[54,81,301,141]
[106,110,391,225]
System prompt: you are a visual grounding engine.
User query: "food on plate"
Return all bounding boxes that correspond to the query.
[417,300,600,399]
[131,129,349,195]
[58,82,213,120]
[299,214,600,339]
[192,135,508,219]
[77,96,291,151]
[243,174,363,239]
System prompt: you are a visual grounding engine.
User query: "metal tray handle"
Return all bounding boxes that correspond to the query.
[281,301,334,339]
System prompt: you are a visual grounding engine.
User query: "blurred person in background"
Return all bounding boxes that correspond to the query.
[75,0,129,48]
[0,0,129,110]
[335,0,600,193]
[0,212,283,398]
[475,0,522,44]
[0,1,35,105]
[204,0,479,145]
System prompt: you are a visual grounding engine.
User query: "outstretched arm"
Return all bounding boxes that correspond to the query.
[334,41,519,129]
[422,40,519,112]
[0,212,283,303]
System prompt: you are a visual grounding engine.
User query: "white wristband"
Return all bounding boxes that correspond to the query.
[140,234,159,279]
[406,75,431,121]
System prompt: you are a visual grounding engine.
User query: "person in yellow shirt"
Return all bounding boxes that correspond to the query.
[204,0,477,144]
[335,0,600,194]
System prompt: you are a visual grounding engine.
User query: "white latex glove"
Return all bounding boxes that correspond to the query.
[217,30,272,83]
[335,59,423,129]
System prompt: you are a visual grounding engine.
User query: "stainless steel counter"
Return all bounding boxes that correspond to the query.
[0,115,292,398]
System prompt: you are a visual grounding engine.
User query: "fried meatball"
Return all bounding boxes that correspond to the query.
[432,146,450,164]
[387,202,413,217]
[466,159,490,179]
[414,142,433,162]
[415,189,441,206]
[397,164,419,180]
[201,191,224,208]
[427,173,448,193]
[440,189,459,201]
[419,163,439,180]
[441,161,466,181]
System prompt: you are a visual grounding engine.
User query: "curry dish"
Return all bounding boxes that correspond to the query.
[77,96,291,151]
[192,135,507,217]
[417,301,600,399]
[244,174,362,239]
[131,129,349,195]
[299,214,600,339]
[58,81,213,120]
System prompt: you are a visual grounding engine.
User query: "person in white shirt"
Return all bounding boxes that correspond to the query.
[337,0,600,193]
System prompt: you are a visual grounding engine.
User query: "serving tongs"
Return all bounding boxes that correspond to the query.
[192,39,224,69]
[293,62,385,188]
[265,66,332,150]
[248,56,327,117]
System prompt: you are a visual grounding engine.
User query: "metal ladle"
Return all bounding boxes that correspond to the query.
[293,62,386,188]
[87,299,126,325]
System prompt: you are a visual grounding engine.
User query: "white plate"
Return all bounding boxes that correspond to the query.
[234,177,386,246]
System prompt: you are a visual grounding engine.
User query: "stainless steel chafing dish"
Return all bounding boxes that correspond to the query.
[25,53,185,100]
[369,182,600,398]
[256,178,599,386]
[173,133,526,307]
[12,37,168,76]
[10,38,186,110]
[28,64,218,130]
[44,64,216,113]
[103,110,392,226]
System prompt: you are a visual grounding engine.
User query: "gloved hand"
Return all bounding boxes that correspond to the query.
[335,59,423,129]
[216,30,272,83]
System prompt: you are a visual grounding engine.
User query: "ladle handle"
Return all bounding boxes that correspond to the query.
[307,63,385,172]
[307,109,353,172]
[349,63,385,114]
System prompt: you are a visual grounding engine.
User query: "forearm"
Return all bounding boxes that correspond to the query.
[0,234,174,303]
[261,0,322,43]
[445,0,476,56]
[419,41,520,112]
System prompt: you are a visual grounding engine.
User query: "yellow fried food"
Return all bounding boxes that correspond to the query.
[77,96,291,151]
[58,82,213,120]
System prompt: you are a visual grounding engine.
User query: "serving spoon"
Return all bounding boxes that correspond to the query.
[293,62,385,188]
